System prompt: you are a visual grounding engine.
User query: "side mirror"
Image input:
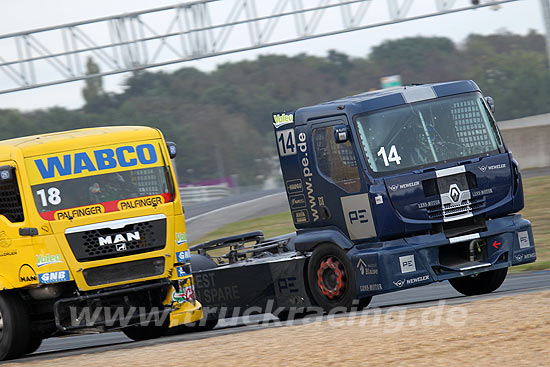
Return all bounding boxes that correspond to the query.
[166,142,177,159]
[485,96,495,114]
[333,125,350,144]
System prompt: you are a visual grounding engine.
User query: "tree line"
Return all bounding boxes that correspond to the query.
[0,30,548,186]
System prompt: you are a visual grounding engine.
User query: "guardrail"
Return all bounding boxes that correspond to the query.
[179,185,233,204]
[498,113,550,169]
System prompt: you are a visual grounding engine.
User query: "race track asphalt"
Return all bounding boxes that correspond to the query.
[15,271,550,364]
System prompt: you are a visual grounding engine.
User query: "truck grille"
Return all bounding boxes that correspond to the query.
[83,257,165,286]
[427,196,485,220]
[65,214,167,262]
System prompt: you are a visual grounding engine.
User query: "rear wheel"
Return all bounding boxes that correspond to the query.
[307,243,371,312]
[0,292,31,360]
[449,267,508,296]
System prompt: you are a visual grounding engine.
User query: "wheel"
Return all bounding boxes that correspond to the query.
[0,292,31,360]
[307,243,361,312]
[23,338,42,355]
[449,267,508,296]
[122,324,166,341]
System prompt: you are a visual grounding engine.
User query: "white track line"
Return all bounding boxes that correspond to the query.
[185,192,285,223]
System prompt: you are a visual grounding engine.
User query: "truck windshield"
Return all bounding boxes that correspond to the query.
[355,92,501,175]
[32,166,174,220]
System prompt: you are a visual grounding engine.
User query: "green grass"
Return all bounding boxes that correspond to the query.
[511,175,550,271]
[193,211,295,245]
[195,175,550,271]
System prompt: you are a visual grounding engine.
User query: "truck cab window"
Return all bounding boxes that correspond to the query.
[0,171,24,223]
[313,126,361,193]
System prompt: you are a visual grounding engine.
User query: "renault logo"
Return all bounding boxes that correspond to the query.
[449,184,461,203]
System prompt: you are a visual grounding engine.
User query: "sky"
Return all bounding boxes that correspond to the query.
[0,0,546,111]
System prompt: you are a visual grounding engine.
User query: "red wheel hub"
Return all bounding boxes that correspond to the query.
[317,256,346,299]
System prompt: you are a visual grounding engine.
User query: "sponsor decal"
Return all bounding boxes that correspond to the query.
[418,199,441,209]
[176,250,191,263]
[393,279,406,287]
[399,255,416,274]
[176,266,189,278]
[55,204,104,220]
[388,181,420,192]
[19,265,37,283]
[478,163,506,173]
[175,232,187,246]
[348,209,370,224]
[286,179,303,195]
[172,285,195,303]
[515,254,523,262]
[341,194,376,240]
[117,195,164,210]
[297,131,319,222]
[0,250,17,257]
[38,270,70,284]
[523,252,536,260]
[272,113,294,128]
[289,194,307,210]
[36,253,63,267]
[0,231,11,248]
[98,231,140,246]
[471,188,493,197]
[492,241,502,249]
[356,258,378,276]
[393,275,430,288]
[292,209,310,224]
[32,143,159,180]
[518,231,530,249]
[360,284,383,292]
[375,195,383,205]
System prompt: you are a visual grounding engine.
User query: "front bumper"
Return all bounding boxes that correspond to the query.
[348,214,536,296]
[54,279,202,331]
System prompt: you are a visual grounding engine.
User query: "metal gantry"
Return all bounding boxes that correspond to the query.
[0,0,524,94]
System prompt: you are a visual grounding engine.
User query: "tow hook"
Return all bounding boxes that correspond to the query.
[469,239,485,262]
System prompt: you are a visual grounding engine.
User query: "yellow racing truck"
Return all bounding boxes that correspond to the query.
[0,126,202,359]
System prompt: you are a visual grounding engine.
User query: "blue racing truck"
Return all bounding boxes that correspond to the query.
[190,80,536,323]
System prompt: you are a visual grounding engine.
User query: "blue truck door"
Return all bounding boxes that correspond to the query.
[306,118,375,240]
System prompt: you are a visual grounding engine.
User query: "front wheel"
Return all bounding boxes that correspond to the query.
[307,243,370,312]
[449,267,508,296]
[0,292,31,360]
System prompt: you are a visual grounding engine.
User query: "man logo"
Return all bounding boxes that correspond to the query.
[98,231,140,246]
[115,243,127,252]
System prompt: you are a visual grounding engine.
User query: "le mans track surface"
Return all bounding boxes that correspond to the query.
[10,167,550,364]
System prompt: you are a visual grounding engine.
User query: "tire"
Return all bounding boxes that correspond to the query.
[307,243,367,312]
[0,292,31,360]
[449,267,508,296]
[23,338,43,355]
[122,324,166,341]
